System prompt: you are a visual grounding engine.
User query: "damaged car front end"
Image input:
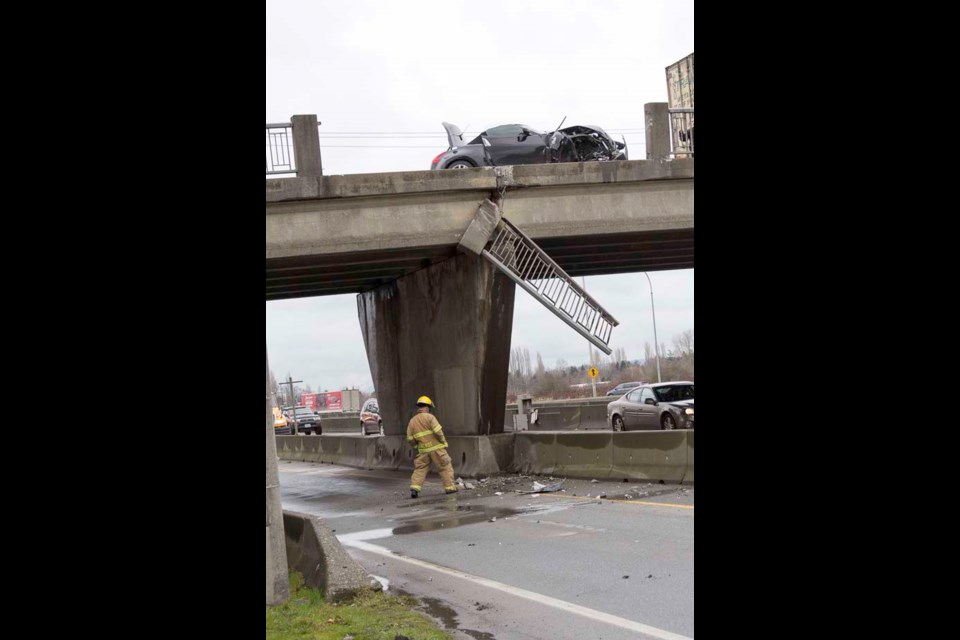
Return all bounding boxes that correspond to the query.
[430,121,627,170]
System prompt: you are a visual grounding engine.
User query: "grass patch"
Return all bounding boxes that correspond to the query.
[266,571,454,640]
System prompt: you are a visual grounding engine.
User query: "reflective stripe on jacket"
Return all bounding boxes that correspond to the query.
[406,412,447,454]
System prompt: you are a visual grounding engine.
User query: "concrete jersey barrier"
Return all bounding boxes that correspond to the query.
[282,510,382,601]
[275,432,693,483]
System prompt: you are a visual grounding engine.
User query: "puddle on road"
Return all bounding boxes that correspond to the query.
[396,590,496,640]
[391,506,520,535]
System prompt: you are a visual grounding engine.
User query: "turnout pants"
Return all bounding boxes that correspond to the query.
[410,448,456,492]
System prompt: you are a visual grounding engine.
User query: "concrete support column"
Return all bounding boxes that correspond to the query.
[291,114,322,177]
[644,102,671,160]
[266,344,290,605]
[358,253,515,437]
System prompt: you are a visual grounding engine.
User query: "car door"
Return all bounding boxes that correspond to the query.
[637,388,659,428]
[622,389,643,428]
[481,125,547,166]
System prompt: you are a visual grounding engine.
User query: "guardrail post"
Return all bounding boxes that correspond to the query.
[291,114,322,177]
[644,102,670,160]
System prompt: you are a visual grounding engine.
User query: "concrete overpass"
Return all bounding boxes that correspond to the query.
[266,158,693,300]
[265,156,693,441]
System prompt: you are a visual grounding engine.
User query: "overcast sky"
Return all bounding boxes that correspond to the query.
[266,0,694,393]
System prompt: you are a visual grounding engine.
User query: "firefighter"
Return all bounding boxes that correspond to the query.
[406,395,457,498]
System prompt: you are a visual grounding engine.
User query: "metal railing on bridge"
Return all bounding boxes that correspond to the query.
[669,108,694,158]
[481,216,619,354]
[266,123,296,175]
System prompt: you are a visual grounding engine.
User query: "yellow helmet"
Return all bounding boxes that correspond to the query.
[416,395,434,407]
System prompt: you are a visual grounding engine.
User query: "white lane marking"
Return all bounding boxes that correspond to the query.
[339,536,693,640]
[338,528,393,542]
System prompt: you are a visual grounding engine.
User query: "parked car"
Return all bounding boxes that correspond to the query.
[272,406,293,435]
[606,381,645,397]
[359,398,384,436]
[283,405,322,435]
[430,122,627,170]
[607,381,694,431]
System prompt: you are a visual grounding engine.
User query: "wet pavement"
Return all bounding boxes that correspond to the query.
[280,460,694,640]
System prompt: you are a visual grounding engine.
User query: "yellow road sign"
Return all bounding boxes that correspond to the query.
[588,367,599,378]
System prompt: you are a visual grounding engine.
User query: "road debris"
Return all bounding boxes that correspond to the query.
[520,481,564,494]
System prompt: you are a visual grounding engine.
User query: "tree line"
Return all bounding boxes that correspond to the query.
[507,329,694,401]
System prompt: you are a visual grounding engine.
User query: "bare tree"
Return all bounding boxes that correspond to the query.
[673,329,694,355]
[510,347,534,392]
[613,347,628,369]
[536,352,546,376]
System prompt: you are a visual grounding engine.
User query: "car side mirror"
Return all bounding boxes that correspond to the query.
[644,398,657,405]
[518,133,528,142]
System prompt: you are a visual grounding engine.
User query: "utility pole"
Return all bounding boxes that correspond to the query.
[279,375,302,433]
[642,273,662,383]
[266,345,290,604]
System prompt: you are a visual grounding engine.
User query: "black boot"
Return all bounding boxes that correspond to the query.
[410,489,419,499]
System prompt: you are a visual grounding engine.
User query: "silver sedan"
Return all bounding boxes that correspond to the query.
[607,381,694,431]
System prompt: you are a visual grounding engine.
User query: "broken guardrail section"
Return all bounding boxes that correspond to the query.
[459,198,619,355]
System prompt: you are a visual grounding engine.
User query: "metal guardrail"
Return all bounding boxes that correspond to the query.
[266,123,296,175]
[481,216,619,354]
[669,108,694,158]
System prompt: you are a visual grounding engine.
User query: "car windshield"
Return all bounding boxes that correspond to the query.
[294,408,314,416]
[653,385,694,402]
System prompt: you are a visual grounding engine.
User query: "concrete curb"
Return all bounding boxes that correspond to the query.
[282,510,382,602]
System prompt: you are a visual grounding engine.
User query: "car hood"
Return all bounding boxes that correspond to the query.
[442,122,466,148]
[664,399,694,408]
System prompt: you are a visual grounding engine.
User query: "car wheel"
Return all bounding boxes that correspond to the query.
[446,159,474,169]
[612,415,624,432]
[378,421,384,436]
[661,414,677,430]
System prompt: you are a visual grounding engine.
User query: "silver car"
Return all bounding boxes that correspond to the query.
[607,381,694,431]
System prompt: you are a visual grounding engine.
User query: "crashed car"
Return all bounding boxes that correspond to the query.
[607,381,694,431]
[430,122,627,170]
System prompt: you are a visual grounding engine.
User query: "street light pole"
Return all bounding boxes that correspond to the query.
[642,272,662,383]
